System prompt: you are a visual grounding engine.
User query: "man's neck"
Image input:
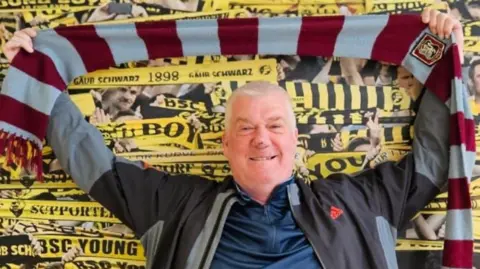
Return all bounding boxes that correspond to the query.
[475,95,480,104]
[235,176,293,205]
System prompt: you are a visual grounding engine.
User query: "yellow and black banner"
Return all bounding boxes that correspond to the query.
[228,3,299,17]
[95,117,202,150]
[68,59,277,89]
[0,0,105,12]
[396,239,480,253]
[0,234,144,262]
[64,257,146,269]
[299,4,366,16]
[0,199,120,223]
[366,0,448,14]
[0,172,76,189]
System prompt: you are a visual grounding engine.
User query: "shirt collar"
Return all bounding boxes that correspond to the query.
[234,175,295,205]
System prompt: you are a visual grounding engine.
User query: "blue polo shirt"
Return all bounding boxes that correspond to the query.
[210,177,323,268]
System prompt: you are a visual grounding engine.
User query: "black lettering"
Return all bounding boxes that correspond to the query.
[103,239,113,254]
[118,262,127,269]
[90,239,100,254]
[114,240,125,255]
[78,239,88,252]
[143,123,162,135]
[164,98,176,108]
[71,206,80,216]
[127,242,137,256]
[164,122,184,138]
[372,3,386,11]
[61,239,72,253]
[50,238,60,253]
[346,156,364,167]
[177,99,189,109]
[31,205,39,214]
[73,260,99,269]
[100,260,112,269]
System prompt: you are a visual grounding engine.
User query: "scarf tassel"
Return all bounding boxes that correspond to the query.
[0,130,43,182]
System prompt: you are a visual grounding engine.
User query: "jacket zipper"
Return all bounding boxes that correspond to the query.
[198,193,236,269]
[287,190,328,269]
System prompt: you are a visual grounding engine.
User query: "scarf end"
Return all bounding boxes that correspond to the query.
[0,130,44,182]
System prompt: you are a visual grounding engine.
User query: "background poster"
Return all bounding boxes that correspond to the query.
[0,0,479,268]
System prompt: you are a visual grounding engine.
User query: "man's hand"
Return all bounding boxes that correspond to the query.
[2,28,36,63]
[421,7,464,62]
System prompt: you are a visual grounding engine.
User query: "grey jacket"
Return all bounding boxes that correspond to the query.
[46,88,449,269]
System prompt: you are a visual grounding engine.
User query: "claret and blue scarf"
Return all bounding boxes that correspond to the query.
[0,14,474,268]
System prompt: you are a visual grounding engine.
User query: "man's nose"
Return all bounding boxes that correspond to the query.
[252,127,270,148]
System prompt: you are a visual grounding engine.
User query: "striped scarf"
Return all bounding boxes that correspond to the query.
[0,14,474,267]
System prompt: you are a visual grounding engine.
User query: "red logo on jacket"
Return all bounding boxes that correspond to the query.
[330,206,343,220]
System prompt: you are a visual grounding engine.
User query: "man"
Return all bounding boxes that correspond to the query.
[91,86,143,121]
[3,8,463,269]
[396,66,424,101]
[469,59,480,105]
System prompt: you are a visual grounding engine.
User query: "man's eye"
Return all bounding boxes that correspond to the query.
[270,125,281,128]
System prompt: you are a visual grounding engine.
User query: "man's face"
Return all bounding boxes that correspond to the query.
[109,86,140,111]
[222,92,298,189]
[471,65,480,96]
[467,3,480,20]
[397,67,423,100]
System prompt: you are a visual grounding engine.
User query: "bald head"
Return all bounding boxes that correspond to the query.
[224,81,296,131]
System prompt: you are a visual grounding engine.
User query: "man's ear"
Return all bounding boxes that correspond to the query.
[468,78,474,95]
[222,132,229,157]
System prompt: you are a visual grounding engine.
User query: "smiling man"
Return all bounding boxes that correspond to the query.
[222,81,298,205]
[2,7,465,269]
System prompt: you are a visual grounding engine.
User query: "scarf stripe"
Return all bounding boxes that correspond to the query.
[95,23,150,66]
[334,15,389,58]
[0,15,474,268]
[56,26,116,72]
[372,15,425,63]
[258,17,302,55]
[443,240,474,267]
[35,29,87,83]
[297,16,345,56]
[177,19,222,56]
[0,95,48,137]
[3,67,60,115]
[448,177,471,209]
[11,49,66,90]
[136,20,183,59]
[219,18,260,55]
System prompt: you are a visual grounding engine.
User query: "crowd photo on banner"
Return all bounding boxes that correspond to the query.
[0,0,479,268]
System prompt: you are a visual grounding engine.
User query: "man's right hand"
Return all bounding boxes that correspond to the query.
[2,28,37,63]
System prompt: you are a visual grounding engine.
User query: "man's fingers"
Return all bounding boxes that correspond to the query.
[436,14,447,39]
[21,28,37,37]
[7,36,33,53]
[421,7,431,23]
[428,8,438,34]
[15,31,34,48]
[442,17,454,39]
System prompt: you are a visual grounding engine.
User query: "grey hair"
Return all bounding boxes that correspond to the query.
[224,81,296,131]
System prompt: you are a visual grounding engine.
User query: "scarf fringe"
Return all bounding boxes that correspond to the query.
[0,130,43,182]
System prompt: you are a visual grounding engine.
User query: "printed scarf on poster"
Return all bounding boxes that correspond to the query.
[0,15,474,268]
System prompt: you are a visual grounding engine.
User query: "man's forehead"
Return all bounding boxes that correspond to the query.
[233,114,287,123]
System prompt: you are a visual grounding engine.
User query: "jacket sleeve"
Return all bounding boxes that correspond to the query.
[46,93,211,237]
[323,88,450,230]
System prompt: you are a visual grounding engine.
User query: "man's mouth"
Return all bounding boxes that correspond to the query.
[249,155,277,161]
